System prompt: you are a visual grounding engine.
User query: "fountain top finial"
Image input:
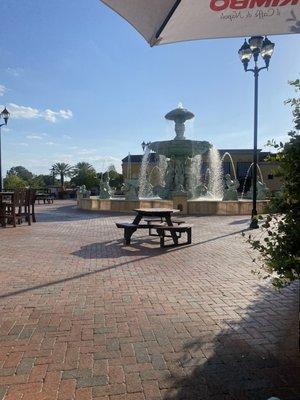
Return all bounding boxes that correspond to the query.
[165,105,195,140]
[165,105,194,124]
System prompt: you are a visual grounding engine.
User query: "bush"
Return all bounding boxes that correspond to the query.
[247,79,300,288]
[4,174,28,190]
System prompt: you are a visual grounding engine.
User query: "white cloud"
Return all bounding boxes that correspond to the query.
[62,134,72,139]
[43,108,73,122]
[0,84,6,96]
[6,103,39,119]
[90,155,121,163]
[1,103,73,123]
[46,141,56,146]
[6,67,23,77]
[26,134,44,140]
[77,148,97,156]
[18,142,29,147]
[53,153,74,163]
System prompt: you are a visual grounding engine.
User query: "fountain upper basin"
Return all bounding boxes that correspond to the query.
[148,139,211,158]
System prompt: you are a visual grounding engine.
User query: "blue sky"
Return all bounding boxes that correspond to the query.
[0,0,299,175]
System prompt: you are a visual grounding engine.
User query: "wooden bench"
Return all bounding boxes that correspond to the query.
[156,224,192,248]
[35,193,54,204]
[116,222,153,245]
[144,218,186,237]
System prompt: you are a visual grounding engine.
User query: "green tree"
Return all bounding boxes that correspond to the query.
[37,174,59,187]
[247,79,300,288]
[107,164,116,173]
[30,175,47,189]
[71,163,99,189]
[52,163,73,187]
[7,166,33,182]
[73,162,94,173]
[4,174,28,190]
[108,171,124,192]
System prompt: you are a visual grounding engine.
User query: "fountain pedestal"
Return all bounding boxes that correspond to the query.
[148,106,211,200]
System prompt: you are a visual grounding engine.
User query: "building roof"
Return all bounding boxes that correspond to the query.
[122,153,159,163]
[122,149,271,163]
[218,149,270,162]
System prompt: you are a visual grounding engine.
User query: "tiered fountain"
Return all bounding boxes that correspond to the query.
[78,106,269,215]
[147,105,211,201]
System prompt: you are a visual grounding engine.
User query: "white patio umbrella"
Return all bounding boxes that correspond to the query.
[100,0,299,46]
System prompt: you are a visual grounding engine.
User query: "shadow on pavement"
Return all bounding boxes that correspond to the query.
[163,285,299,400]
[36,203,131,223]
[71,228,249,259]
[229,218,250,225]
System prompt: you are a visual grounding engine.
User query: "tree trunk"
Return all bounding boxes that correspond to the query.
[61,173,64,187]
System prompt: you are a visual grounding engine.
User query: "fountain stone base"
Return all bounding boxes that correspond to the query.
[78,197,268,216]
[78,197,173,213]
[187,199,268,215]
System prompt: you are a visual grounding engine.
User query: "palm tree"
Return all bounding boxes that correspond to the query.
[74,162,94,174]
[52,163,73,187]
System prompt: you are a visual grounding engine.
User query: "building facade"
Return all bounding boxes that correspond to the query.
[122,149,281,193]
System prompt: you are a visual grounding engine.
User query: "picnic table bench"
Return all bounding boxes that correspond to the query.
[144,217,185,237]
[116,208,192,248]
[156,224,192,248]
[35,192,55,204]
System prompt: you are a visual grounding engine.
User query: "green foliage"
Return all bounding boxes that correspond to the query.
[73,162,94,173]
[109,172,124,191]
[4,174,28,190]
[7,166,33,182]
[247,79,300,288]
[35,174,59,187]
[30,175,55,189]
[4,161,123,193]
[5,166,58,189]
[52,162,73,187]
[71,162,99,190]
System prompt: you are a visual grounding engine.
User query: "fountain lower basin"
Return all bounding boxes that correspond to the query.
[78,197,268,215]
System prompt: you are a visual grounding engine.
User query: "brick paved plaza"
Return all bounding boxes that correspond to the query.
[0,201,298,400]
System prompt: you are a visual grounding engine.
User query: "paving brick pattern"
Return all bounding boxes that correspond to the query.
[0,201,298,400]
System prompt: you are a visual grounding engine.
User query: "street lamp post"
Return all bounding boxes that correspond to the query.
[0,107,10,192]
[238,36,275,229]
[51,167,55,186]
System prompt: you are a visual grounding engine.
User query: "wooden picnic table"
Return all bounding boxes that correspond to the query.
[35,192,54,204]
[132,208,180,225]
[116,208,189,247]
[133,208,183,246]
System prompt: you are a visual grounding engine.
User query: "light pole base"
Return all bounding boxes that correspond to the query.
[250,218,259,229]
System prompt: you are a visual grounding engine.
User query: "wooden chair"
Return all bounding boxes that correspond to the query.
[27,188,36,223]
[1,189,30,227]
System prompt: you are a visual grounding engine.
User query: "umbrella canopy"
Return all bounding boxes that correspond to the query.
[100,0,299,45]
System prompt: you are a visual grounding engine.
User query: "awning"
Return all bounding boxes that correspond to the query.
[100,0,299,45]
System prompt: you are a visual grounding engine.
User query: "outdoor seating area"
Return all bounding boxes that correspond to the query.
[35,189,55,204]
[0,201,298,400]
[116,208,192,247]
[0,189,36,227]
[0,1,298,399]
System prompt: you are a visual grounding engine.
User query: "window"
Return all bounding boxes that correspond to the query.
[268,174,274,180]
